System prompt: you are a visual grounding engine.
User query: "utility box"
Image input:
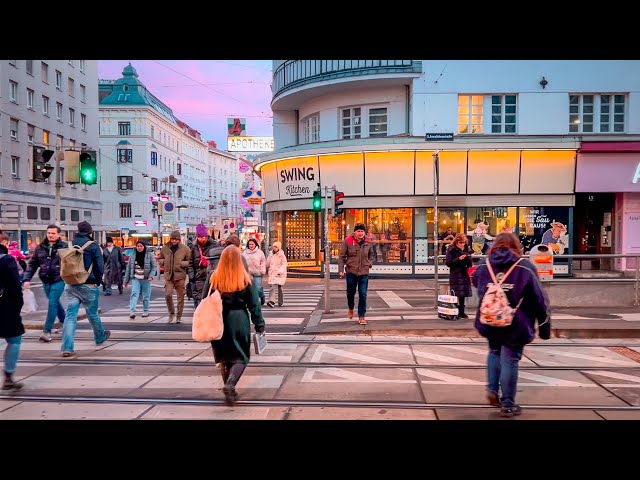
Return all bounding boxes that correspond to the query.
[530,244,554,281]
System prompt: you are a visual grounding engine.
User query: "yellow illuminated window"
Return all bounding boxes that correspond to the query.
[458,95,484,134]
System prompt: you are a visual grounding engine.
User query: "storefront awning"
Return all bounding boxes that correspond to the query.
[579,142,640,153]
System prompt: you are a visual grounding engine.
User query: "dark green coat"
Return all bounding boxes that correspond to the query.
[205,283,265,365]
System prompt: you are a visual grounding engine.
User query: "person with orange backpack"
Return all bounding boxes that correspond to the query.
[472,232,550,417]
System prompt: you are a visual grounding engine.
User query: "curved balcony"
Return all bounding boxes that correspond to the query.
[272,60,422,109]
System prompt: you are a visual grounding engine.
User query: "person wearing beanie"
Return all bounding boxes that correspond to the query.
[187,224,218,308]
[266,241,287,307]
[338,223,374,325]
[158,230,191,323]
[60,222,110,359]
[123,240,158,318]
[102,236,126,296]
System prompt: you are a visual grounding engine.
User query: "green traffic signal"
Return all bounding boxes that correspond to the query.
[79,151,97,185]
[312,190,322,212]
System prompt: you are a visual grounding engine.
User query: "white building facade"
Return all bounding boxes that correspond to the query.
[207,146,241,240]
[257,60,640,274]
[99,64,209,246]
[0,59,101,249]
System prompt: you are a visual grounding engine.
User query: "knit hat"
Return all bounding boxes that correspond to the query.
[170,231,181,240]
[106,236,114,243]
[273,241,282,249]
[77,221,93,235]
[196,224,208,237]
[354,223,366,232]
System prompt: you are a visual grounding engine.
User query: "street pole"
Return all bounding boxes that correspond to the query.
[157,198,163,248]
[324,185,332,314]
[54,152,62,225]
[433,151,440,308]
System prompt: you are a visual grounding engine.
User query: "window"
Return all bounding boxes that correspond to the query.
[118,122,131,135]
[365,208,413,263]
[10,118,18,140]
[71,210,79,221]
[458,95,484,133]
[10,81,18,103]
[41,62,48,83]
[177,163,182,175]
[56,135,63,151]
[43,130,49,145]
[118,176,133,190]
[81,113,86,131]
[150,151,158,166]
[56,102,63,121]
[69,108,75,127]
[69,139,76,147]
[26,60,33,75]
[117,149,132,163]
[42,96,49,116]
[79,60,85,73]
[302,113,320,143]
[600,94,626,133]
[151,178,158,191]
[178,186,183,198]
[68,77,74,97]
[491,95,517,133]
[84,210,91,219]
[60,209,66,222]
[27,206,38,219]
[11,157,19,178]
[41,207,51,221]
[80,84,86,103]
[27,124,34,144]
[55,70,62,89]
[27,88,34,109]
[369,108,388,137]
[569,95,594,133]
[151,125,155,138]
[341,107,361,139]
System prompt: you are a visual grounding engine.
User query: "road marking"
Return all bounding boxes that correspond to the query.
[518,371,597,387]
[321,315,402,323]
[301,367,415,383]
[265,317,305,325]
[143,375,284,389]
[309,345,399,364]
[377,291,413,309]
[536,348,639,366]
[416,369,485,385]
[583,370,640,387]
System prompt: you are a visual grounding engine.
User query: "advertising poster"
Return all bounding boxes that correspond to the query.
[519,207,570,255]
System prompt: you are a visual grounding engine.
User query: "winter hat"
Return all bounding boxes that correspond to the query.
[170,231,181,240]
[354,223,366,232]
[196,224,208,237]
[77,221,93,235]
[106,236,114,243]
[273,241,282,250]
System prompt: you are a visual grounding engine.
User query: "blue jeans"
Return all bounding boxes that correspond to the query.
[487,343,524,409]
[252,275,265,305]
[346,272,369,318]
[130,278,152,313]
[62,284,108,353]
[43,280,66,333]
[3,335,22,374]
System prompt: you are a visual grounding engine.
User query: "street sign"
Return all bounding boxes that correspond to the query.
[425,132,454,141]
[164,202,174,212]
[134,220,148,227]
[247,197,263,205]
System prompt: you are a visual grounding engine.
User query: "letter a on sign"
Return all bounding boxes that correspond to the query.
[228,118,243,136]
[633,162,640,184]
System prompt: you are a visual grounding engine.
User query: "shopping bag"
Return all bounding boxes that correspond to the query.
[191,284,223,342]
[437,291,458,320]
[253,332,268,354]
[21,288,38,314]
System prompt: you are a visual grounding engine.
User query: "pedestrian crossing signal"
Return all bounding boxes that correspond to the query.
[79,150,97,185]
[312,189,322,212]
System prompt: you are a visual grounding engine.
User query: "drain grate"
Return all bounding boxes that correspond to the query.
[608,346,640,363]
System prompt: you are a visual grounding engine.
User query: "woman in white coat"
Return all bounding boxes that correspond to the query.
[266,241,287,307]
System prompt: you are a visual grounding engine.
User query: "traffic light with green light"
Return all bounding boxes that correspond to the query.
[312,189,322,212]
[79,150,97,185]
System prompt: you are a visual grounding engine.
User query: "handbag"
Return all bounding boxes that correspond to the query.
[191,280,223,342]
[437,289,459,320]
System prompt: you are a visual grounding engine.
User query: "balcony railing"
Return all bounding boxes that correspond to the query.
[272,60,422,99]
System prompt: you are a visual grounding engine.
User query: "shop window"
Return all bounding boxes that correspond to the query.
[268,212,283,246]
[366,208,412,263]
[518,207,570,255]
[466,207,517,254]
[284,211,316,263]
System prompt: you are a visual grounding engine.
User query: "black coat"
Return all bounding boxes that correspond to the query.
[445,244,472,297]
[23,238,68,284]
[0,245,25,338]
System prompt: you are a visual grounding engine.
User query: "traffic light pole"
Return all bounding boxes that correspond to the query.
[324,185,332,313]
[433,151,440,309]
[54,152,62,225]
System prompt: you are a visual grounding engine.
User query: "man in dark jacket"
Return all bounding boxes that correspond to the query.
[338,223,374,325]
[472,232,550,417]
[23,224,68,342]
[0,233,25,390]
[187,224,219,308]
[158,231,192,324]
[102,236,126,296]
[60,222,111,359]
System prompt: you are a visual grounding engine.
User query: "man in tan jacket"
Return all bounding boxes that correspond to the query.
[157,231,191,323]
[338,223,374,325]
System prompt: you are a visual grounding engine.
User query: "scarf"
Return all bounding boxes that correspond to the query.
[135,246,146,269]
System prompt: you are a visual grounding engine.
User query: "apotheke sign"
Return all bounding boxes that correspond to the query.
[227,136,274,152]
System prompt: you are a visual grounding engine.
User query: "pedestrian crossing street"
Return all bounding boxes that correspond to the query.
[98,289,324,329]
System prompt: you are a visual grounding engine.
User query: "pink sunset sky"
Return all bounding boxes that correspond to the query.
[98,60,273,147]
